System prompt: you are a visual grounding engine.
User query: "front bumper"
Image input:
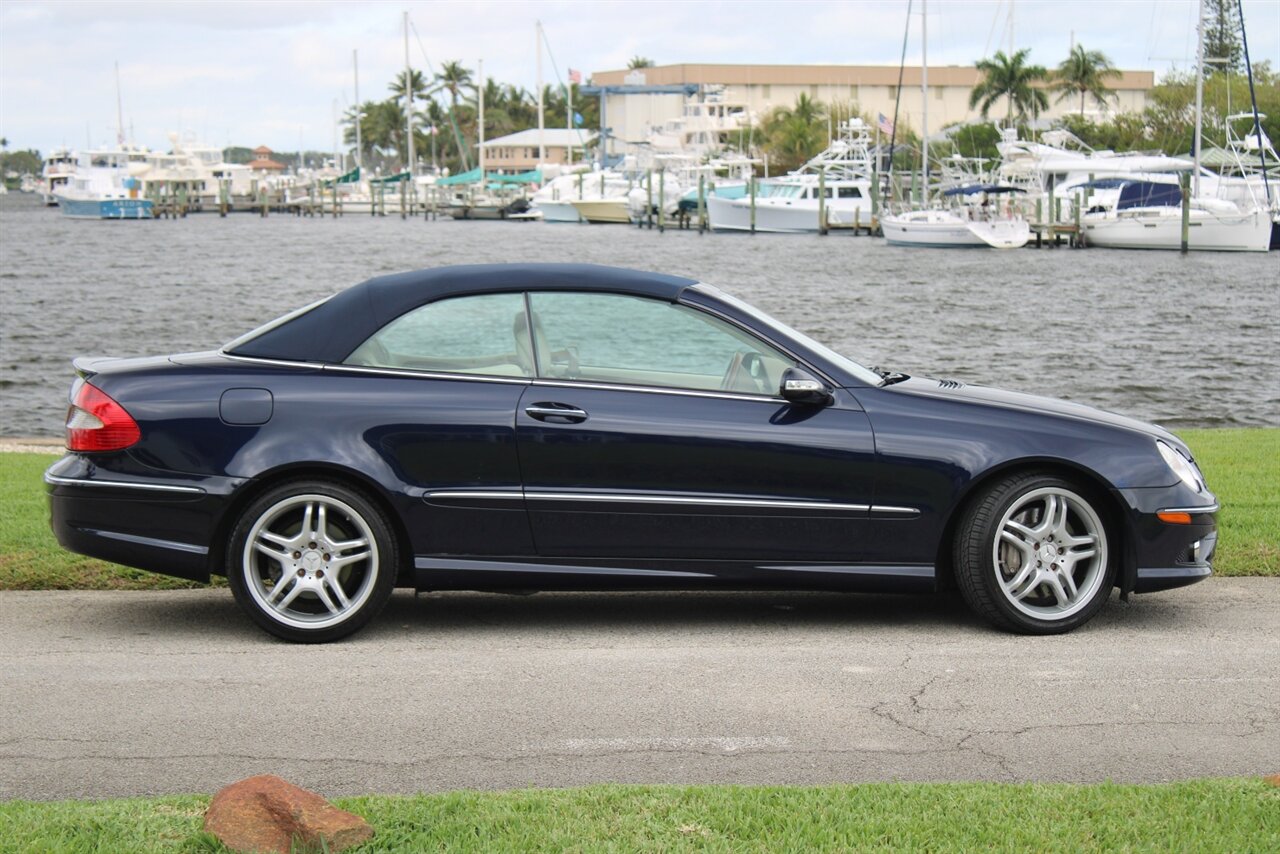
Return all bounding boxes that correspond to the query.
[1116,485,1218,594]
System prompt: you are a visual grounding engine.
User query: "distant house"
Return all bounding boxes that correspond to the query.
[478,128,597,172]
[247,145,286,173]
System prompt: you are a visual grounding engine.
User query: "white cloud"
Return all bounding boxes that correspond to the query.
[2,0,1277,153]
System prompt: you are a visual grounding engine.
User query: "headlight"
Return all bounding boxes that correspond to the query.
[1157,440,1205,493]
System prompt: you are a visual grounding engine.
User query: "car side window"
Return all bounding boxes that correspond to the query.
[528,292,796,394]
[344,293,533,378]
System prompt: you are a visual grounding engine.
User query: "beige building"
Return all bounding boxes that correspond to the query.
[477,128,597,172]
[589,64,1154,148]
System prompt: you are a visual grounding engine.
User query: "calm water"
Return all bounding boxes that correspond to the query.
[1,193,1277,437]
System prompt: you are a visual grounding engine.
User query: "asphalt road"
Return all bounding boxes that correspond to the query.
[2,579,1277,801]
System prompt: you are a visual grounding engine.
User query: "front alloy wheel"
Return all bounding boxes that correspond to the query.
[228,480,397,642]
[955,473,1115,634]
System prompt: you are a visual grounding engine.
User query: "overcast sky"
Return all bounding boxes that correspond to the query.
[2,0,1278,154]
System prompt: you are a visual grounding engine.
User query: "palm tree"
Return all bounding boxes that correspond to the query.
[389,69,429,104]
[431,61,475,113]
[627,56,654,70]
[762,94,828,172]
[969,49,1049,124]
[1052,45,1122,116]
[431,60,476,169]
[474,78,519,137]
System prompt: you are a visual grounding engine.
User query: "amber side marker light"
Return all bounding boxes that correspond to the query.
[1157,511,1193,525]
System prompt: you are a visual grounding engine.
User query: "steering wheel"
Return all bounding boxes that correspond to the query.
[721,351,768,393]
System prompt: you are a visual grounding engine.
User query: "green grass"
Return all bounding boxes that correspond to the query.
[1181,428,1280,576]
[0,452,207,589]
[1,427,1276,589]
[0,781,1276,852]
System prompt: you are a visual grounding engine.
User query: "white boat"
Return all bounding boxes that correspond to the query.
[41,147,77,205]
[1218,113,1280,248]
[531,169,595,222]
[883,183,1031,249]
[1082,3,1270,253]
[571,196,633,224]
[707,119,876,233]
[882,208,1030,249]
[53,149,153,219]
[1082,181,1270,251]
[611,90,752,225]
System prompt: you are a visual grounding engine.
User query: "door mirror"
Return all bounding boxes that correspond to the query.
[779,367,833,406]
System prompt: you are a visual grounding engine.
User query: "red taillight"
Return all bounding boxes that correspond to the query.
[66,381,141,452]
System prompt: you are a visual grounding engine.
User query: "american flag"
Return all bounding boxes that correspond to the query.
[877,113,894,135]
[568,68,582,85]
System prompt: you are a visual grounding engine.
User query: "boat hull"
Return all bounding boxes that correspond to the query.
[707,195,872,233]
[55,197,153,220]
[1083,208,1272,252]
[881,212,1029,248]
[571,199,632,224]
[535,200,583,223]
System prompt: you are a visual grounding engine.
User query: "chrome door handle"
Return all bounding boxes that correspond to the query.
[524,403,588,423]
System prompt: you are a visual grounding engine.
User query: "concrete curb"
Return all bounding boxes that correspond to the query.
[0,438,62,454]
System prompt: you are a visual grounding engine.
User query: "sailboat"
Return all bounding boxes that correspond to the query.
[1082,0,1270,252]
[879,0,1031,249]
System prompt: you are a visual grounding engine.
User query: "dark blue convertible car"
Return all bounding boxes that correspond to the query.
[46,264,1217,641]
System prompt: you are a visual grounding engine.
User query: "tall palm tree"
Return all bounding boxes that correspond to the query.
[627,56,654,70]
[431,61,475,113]
[389,69,429,104]
[430,61,476,170]
[763,94,828,172]
[1052,45,1122,116]
[969,49,1049,124]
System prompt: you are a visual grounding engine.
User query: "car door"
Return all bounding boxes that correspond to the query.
[338,291,535,557]
[514,291,877,562]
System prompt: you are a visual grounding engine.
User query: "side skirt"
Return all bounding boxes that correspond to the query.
[414,557,936,594]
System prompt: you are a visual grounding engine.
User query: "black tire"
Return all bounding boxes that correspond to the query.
[954,471,1116,634]
[227,479,398,642]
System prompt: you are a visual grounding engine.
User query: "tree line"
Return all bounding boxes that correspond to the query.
[343,62,600,175]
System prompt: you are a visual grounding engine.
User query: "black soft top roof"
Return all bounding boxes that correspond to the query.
[227,263,698,363]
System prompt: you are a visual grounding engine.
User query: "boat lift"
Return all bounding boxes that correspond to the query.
[577,84,700,168]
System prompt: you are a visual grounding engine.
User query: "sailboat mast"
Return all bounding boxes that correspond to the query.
[921,0,929,202]
[1236,0,1271,201]
[404,11,415,177]
[1193,0,1205,197]
[353,49,362,170]
[114,61,125,146]
[536,21,545,164]
[478,58,486,177]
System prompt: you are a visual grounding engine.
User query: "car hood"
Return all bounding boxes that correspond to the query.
[885,377,1189,454]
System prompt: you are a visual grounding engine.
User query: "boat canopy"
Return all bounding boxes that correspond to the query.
[488,169,542,184]
[437,167,484,186]
[369,171,411,185]
[321,167,361,187]
[941,184,1026,196]
[439,167,543,187]
[1117,181,1183,210]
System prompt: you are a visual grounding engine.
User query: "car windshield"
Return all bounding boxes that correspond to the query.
[221,296,333,353]
[692,284,884,386]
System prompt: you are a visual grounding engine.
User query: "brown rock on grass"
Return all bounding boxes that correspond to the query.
[1265,773,1280,787]
[203,774,373,853]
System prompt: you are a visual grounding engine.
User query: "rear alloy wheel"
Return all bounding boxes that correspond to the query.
[955,473,1115,634]
[228,480,397,642]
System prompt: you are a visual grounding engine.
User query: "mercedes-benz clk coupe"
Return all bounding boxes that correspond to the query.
[46,264,1217,642]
